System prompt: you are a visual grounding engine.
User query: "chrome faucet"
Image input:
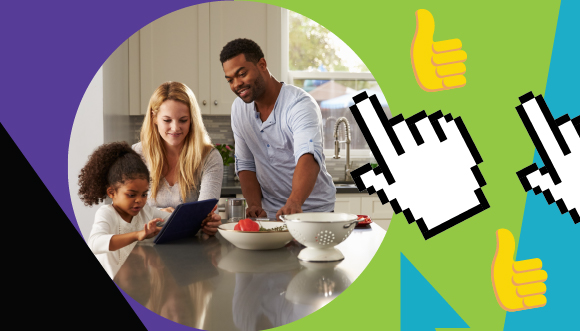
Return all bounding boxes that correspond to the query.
[333,117,352,182]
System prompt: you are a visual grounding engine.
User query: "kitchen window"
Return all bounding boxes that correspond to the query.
[282,9,391,158]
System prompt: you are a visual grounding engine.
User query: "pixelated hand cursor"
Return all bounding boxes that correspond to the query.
[411,9,466,92]
[350,92,489,239]
[515,92,579,224]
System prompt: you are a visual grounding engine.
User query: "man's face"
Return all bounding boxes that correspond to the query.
[223,54,267,103]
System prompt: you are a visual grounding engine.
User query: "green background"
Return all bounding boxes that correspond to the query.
[239,0,560,329]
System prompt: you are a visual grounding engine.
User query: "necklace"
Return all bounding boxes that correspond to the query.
[115,204,137,265]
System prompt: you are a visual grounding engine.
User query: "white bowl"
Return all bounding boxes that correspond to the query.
[217,221,293,250]
[280,213,359,262]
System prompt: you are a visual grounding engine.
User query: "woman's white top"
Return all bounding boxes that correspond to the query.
[132,142,223,208]
[88,204,171,279]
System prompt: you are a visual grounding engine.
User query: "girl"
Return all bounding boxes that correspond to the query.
[133,81,222,235]
[80,141,171,279]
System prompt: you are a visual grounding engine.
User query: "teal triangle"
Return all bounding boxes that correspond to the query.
[401,253,469,330]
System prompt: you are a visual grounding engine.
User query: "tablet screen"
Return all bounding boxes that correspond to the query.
[154,198,219,244]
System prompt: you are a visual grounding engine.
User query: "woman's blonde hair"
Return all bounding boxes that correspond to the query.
[140,81,213,201]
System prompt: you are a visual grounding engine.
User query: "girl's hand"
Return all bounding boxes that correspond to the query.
[201,205,221,236]
[139,218,163,241]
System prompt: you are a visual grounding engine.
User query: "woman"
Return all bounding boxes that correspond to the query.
[133,81,223,235]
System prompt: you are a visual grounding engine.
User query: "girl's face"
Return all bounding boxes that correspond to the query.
[154,100,191,148]
[108,178,149,223]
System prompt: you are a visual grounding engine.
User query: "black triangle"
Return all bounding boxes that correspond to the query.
[1,122,145,329]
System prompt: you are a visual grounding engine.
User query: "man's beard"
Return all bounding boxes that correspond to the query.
[240,74,267,103]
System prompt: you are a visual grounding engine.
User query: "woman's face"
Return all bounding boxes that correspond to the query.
[154,100,191,148]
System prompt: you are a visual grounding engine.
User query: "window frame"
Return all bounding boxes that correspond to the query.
[282,9,379,159]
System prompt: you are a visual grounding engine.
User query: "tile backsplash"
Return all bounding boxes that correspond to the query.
[129,115,375,181]
[201,115,235,146]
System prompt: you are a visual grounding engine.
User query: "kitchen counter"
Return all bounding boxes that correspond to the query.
[221,179,364,196]
[113,223,386,330]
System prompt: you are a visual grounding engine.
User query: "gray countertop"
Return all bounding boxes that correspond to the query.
[114,223,386,330]
[221,179,364,196]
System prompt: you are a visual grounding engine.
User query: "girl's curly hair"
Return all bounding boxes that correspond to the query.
[78,141,150,206]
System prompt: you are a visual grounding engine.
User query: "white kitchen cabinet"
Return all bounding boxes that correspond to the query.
[128,2,283,116]
[231,193,393,222]
[208,1,283,114]
[332,194,393,219]
[128,5,208,115]
[361,196,394,219]
[334,195,393,232]
[334,194,362,214]
[361,196,393,231]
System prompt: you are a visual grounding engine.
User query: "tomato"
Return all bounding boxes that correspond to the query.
[234,223,241,231]
[238,218,260,232]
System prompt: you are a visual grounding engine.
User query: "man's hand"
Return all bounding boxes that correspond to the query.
[246,205,267,218]
[349,91,489,239]
[238,171,266,218]
[276,199,303,221]
[515,92,579,224]
[201,205,221,236]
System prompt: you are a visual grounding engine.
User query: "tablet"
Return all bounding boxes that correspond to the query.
[154,198,219,244]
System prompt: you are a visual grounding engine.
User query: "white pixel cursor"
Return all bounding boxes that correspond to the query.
[349,92,489,239]
[515,92,579,224]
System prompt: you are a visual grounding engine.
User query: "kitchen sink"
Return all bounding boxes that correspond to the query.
[334,183,357,188]
[334,183,355,187]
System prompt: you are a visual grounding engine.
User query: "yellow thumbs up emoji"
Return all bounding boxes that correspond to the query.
[492,229,548,312]
[411,9,467,92]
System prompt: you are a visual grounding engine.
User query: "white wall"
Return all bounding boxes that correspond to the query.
[69,40,133,240]
[68,67,104,240]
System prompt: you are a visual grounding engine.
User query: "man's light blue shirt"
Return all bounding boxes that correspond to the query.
[231,83,336,218]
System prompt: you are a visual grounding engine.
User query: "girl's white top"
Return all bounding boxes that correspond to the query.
[88,204,171,279]
[132,142,223,208]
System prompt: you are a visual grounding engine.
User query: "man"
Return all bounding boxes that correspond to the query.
[220,38,335,219]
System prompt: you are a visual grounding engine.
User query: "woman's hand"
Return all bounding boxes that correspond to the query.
[201,205,221,236]
[160,207,175,213]
[138,218,163,241]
